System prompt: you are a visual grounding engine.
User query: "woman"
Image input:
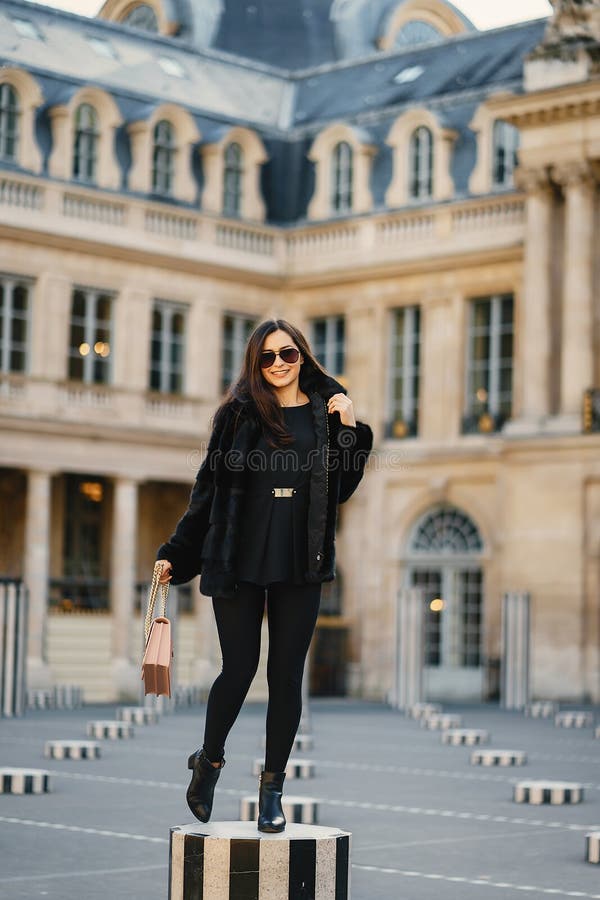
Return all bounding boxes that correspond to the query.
[155,318,373,832]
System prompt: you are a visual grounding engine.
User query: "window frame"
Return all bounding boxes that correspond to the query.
[310,314,345,376]
[68,286,115,386]
[492,119,520,189]
[386,305,421,438]
[221,312,257,395]
[73,102,100,184]
[331,140,354,214]
[463,293,514,434]
[149,298,187,395]
[0,83,20,163]
[0,274,32,376]
[151,118,176,197]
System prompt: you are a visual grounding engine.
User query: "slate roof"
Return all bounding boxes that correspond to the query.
[0,0,548,224]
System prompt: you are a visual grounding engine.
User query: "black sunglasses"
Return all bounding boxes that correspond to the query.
[259,347,300,368]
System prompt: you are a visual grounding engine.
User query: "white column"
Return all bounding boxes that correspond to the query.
[392,586,425,710]
[505,169,554,432]
[554,161,596,424]
[24,469,53,687]
[501,591,531,710]
[110,476,139,699]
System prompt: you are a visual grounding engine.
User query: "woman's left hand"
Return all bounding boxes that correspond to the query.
[327,392,356,427]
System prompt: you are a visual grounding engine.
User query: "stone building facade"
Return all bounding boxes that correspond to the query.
[0,0,599,702]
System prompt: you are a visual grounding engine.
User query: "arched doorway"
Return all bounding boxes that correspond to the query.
[405,504,485,700]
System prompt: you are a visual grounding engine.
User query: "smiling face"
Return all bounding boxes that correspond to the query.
[259,329,304,391]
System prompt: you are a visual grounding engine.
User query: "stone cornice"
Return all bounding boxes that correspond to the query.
[482,79,600,127]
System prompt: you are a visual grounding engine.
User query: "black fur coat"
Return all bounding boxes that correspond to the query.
[156,368,374,599]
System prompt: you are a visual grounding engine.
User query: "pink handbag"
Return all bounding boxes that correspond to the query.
[141,561,173,697]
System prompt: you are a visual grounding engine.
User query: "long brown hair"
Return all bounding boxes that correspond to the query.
[213,318,331,448]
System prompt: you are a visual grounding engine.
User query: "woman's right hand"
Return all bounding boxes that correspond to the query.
[156,559,173,584]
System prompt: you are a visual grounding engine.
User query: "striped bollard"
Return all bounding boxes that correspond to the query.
[44,740,101,760]
[409,702,442,720]
[471,749,527,767]
[500,591,530,710]
[525,701,557,718]
[86,720,134,739]
[252,758,315,779]
[240,795,319,825]
[0,581,28,718]
[514,781,583,805]
[53,685,84,709]
[169,822,351,899]
[441,729,489,746]
[422,713,462,730]
[555,711,594,728]
[26,689,54,710]
[116,706,159,725]
[586,832,600,864]
[0,768,51,794]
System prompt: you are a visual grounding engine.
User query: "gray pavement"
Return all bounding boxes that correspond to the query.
[1,699,600,899]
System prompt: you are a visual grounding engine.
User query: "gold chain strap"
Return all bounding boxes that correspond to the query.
[144,561,170,644]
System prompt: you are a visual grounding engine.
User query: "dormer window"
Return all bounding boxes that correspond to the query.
[492,120,519,188]
[73,103,99,184]
[331,141,353,213]
[409,126,433,200]
[121,3,159,32]
[0,84,19,163]
[152,119,175,196]
[223,142,243,218]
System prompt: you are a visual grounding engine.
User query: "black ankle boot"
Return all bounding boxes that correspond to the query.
[186,747,225,823]
[257,770,286,833]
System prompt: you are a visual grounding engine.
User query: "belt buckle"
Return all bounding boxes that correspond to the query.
[272,487,295,497]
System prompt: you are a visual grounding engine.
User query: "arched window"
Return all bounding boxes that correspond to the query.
[73,103,99,184]
[394,19,443,47]
[223,142,243,217]
[122,3,159,31]
[0,83,19,162]
[409,126,433,200]
[152,119,175,196]
[331,140,353,213]
[492,120,519,188]
[410,505,483,555]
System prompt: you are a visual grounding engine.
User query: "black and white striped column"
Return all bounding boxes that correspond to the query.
[393,586,425,711]
[0,580,28,718]
[0,768,51,794]
[500,591,530,710]
[169,822,351,899]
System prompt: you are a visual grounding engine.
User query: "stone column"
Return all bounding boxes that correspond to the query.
[553,161,596,425]
[110,476,139,700]
[506,168,554,431]
[24,469,54,687]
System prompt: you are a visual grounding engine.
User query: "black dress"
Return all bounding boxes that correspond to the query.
[235,402,316,586]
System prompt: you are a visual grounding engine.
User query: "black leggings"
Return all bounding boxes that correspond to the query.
[202,580,322,772]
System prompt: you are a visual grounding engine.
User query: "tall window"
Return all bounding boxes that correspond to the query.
[149,301,186,394]
[409,126,433,200]
[73,103,99,184]
[387,306,420,438]
[222,313,257,394]
[463,293,514,434]
[0,276,30,374]
[311,315,345,376]
[68,288,113,384]
[0,84,19,162]
[492,120,519,188]
[223,142,243,217]
[121,3,159,31]
[152,119,175,196]
[331,141,353,213]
